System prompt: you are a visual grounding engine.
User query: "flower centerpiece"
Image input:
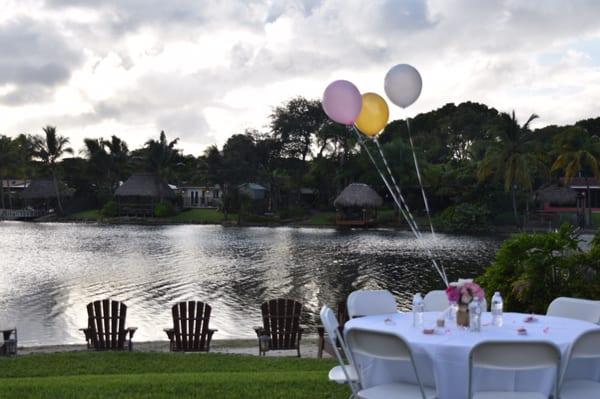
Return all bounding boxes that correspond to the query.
[445,279,485,327]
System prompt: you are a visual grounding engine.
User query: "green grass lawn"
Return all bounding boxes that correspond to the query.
[166,208,235,223]
[0,352,347,398]
[306,212,336,226]
[69,209,101,220]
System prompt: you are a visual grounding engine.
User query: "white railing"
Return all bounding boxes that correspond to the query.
[0,209,46,219]
[182,198,221,209]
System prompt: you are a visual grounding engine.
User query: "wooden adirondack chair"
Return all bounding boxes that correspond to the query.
[253,299,304,357]
[164,301,217,352]
[0,328,17,356]
[80,299,137,351]
[317,300,348,358]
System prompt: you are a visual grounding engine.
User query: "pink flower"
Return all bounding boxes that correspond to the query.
[445,286,460,302]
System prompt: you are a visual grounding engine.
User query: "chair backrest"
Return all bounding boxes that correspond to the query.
[346,328,429,398]
[171,301,212,351]
[561,329,600,387]
[347,290,397,318]
[260,299,303,350]
[86,299,128,350]
[546,297,600,323]
[569,329,600,359]
[469,341,560,399]
[423,290,449,312]
[320,306,359,395]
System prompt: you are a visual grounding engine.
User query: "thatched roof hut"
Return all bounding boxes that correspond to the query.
[115,173,175,200]
[535,185,577,206]
[334,183,383,227]
[22,178,57,200]
[115,173,175,217]
[334,183,383,209]
[22,178,73,200]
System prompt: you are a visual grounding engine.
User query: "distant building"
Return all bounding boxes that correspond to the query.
[536,177,600,213]
[115,173,175,216]
[334,183,383,227]
[179,185,222,209]
[238,183,267,200]
[22,178,72,211]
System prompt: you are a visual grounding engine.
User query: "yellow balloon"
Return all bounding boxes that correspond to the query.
[355,92,389,137]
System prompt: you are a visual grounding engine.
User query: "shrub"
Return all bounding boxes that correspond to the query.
[100,201,118,217]
[435,203,491,233]
[478,223,600,313]
[278,205,306,220]
[154,201,176,217]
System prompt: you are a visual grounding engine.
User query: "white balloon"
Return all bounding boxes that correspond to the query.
[384,64,422,108]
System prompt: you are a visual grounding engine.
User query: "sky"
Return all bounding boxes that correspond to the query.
[1,0,600,155]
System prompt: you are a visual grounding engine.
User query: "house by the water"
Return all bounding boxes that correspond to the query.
[179,185,222,209]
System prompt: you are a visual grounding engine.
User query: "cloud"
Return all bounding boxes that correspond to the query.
[0,0,599,153]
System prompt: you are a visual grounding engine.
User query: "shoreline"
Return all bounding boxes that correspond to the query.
[14,216,597,236]
[16,337,324,358]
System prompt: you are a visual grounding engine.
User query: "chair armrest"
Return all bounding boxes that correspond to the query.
[253,326,266,337]
[163,328,174,341]
[126,327,137,339]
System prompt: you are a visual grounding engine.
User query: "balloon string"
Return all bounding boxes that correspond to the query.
[351,127,419,238]
[350,126,448,286]
[373,137,421,237]
[406,118,436,237]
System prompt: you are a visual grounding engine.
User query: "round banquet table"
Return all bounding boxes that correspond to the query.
[344,311,600,399]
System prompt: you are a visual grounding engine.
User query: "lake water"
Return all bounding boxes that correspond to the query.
[0,222,503,346]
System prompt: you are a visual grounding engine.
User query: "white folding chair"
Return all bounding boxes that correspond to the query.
[468,341,561,399]
[320,306,360,398]
[347,290,397,318]
[546,297,600,323]
[560,329,600,399]
[423,290,449,312]
[346,328,436,399]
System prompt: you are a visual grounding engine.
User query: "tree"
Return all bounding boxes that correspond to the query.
[0,136,19,208]
[31,126,73,214]
[83,135,128,201]
[269,97,326,161]
[478,111,539,228]
[551,126,600,225]
[144,131,182,180]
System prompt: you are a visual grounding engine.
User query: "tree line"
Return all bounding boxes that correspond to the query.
[1,98,599,225]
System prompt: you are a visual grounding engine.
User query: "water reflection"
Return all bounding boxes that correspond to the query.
[0,222,502,345]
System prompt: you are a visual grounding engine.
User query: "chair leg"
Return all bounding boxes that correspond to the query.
[317,337,324,359]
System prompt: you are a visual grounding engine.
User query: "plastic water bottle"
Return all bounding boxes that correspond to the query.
[412,293,424,328]
[491,291,503,327]
[469,298,482,332]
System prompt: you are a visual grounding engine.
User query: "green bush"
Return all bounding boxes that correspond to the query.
[278,205,306,220]
[478,224,600,313]
[154,201,176,217]
[435,203,491,233]
[100,201,118,217]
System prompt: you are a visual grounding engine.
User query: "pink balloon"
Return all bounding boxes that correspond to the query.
[322,80,362,125]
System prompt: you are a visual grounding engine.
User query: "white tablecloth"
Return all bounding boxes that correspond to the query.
[344,311,599,399]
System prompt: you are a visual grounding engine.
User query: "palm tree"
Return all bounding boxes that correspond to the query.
[144,131,181,180]
[84,135,129,195]
[551,126,600,224]
[104,135,129,191]
[0,135,19,209]
[32,126,73,214]
[478,111,539,228]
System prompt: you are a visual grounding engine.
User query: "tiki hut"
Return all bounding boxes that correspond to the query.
[115,173,175,216]
[334,183,383,226]
[22,178,72,211]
